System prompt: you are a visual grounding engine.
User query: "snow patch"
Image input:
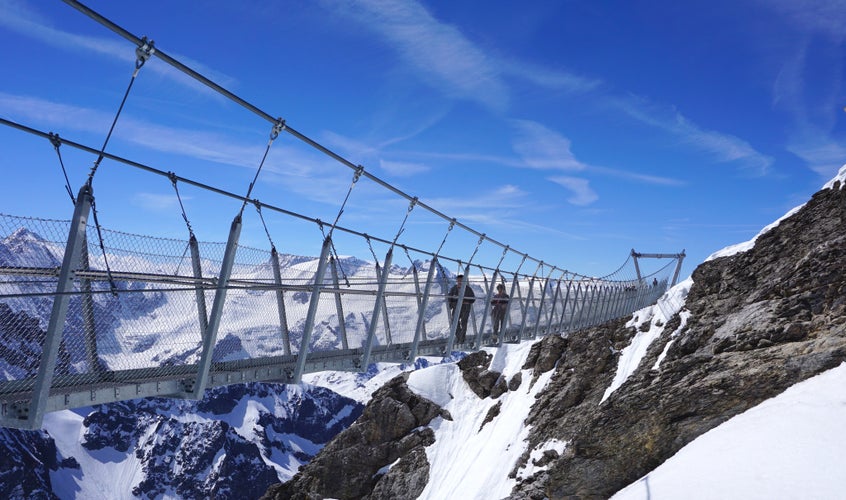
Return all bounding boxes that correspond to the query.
[516,438,568,479]
[612,362,846,500]
[602,279,691,403]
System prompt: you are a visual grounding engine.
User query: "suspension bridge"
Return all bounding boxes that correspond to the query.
[0,1,684,430]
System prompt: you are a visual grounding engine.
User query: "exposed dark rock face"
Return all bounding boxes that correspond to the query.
[262,373,450,500]
[507,181,846,498]
[0,427,75,499]
[459,350,502,398]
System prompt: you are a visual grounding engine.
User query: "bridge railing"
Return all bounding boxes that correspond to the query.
[0,211,675,429]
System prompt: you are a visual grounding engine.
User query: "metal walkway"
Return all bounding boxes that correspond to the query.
[0,210,682,429]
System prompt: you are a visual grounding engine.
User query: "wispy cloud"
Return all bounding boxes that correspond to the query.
[0,1,236,95]
[769,26,845,178]
[787,135,846,177]
[421,184,585,238]
[760,0,846,42]
[509,119,685,188]
[510,120,588,171]
[611,95,773,175]
[500,58,602,93]
[132,192,183,212]
[547,176,598,206]
[379,159,430,177]
[324,0,508,111]
[319,0,603,113]
[425,184,528,211]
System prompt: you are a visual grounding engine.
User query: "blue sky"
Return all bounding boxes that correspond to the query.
[1,0,844,279]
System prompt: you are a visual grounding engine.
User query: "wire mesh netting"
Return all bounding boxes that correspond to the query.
[0,212,678,406]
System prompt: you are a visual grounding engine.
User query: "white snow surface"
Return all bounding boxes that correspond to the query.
[407,341,554,499]
[612,363,846,500]
[601,278,691,403]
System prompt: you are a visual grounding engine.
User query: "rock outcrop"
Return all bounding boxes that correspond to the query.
[509,180,846,498]
[262,373,450,500]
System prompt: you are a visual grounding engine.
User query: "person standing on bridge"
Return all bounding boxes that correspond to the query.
[490,283,509,342]
[447,274,476,345]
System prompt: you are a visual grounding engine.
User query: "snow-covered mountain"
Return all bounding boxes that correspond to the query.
[0,381,365,499]
[264,166,846,499]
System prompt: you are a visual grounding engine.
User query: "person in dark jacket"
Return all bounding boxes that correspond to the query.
[447,274,475,344]
[490,283,509,342]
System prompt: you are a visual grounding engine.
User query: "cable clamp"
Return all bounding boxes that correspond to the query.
[48,132,61,149]
[135,36,156,70]
[408,197,418,212]
[353,165,364,183]
[270,118,286,141]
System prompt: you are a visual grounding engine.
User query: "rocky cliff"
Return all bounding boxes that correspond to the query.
[263,178,846,499]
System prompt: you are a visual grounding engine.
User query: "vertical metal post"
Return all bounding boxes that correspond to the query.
[190,234,209,334]
[611,284,627,320]
[475,270,496,349]
[532,268,556,339]
[294,237,333,382]
[555,278,573,333]
[409,259,428,343]
[596,284,612,324]
[544,276,558,327]
[445,263,470,353]
[571,282,589,331]
[377,264,392,346]
[504,273,521,343]
[622,282,638,318]
[361,248,394,369]
[631,249,643,283]
[518,277,536,340]
[271,247,292,355]
[604,284,622,323]
[329,256,349,351]
[410,257,437,360]
[79,239,100,375]
[671,251,686,286]
[191,215,242,399]
[29,184,92,428]
[582,283,601,329]
[545,273,564,335]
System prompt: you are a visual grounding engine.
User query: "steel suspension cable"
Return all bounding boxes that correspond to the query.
[169,173,195,238]
[391,197,417,247]
[254,202,276,252]
[239,119,285,217]
[60,0,548,271]
[327,165,363,239]
[48,133,76,204]
[88,36,154,185]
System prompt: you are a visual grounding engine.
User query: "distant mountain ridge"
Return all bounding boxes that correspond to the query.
[0,382,364,499]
